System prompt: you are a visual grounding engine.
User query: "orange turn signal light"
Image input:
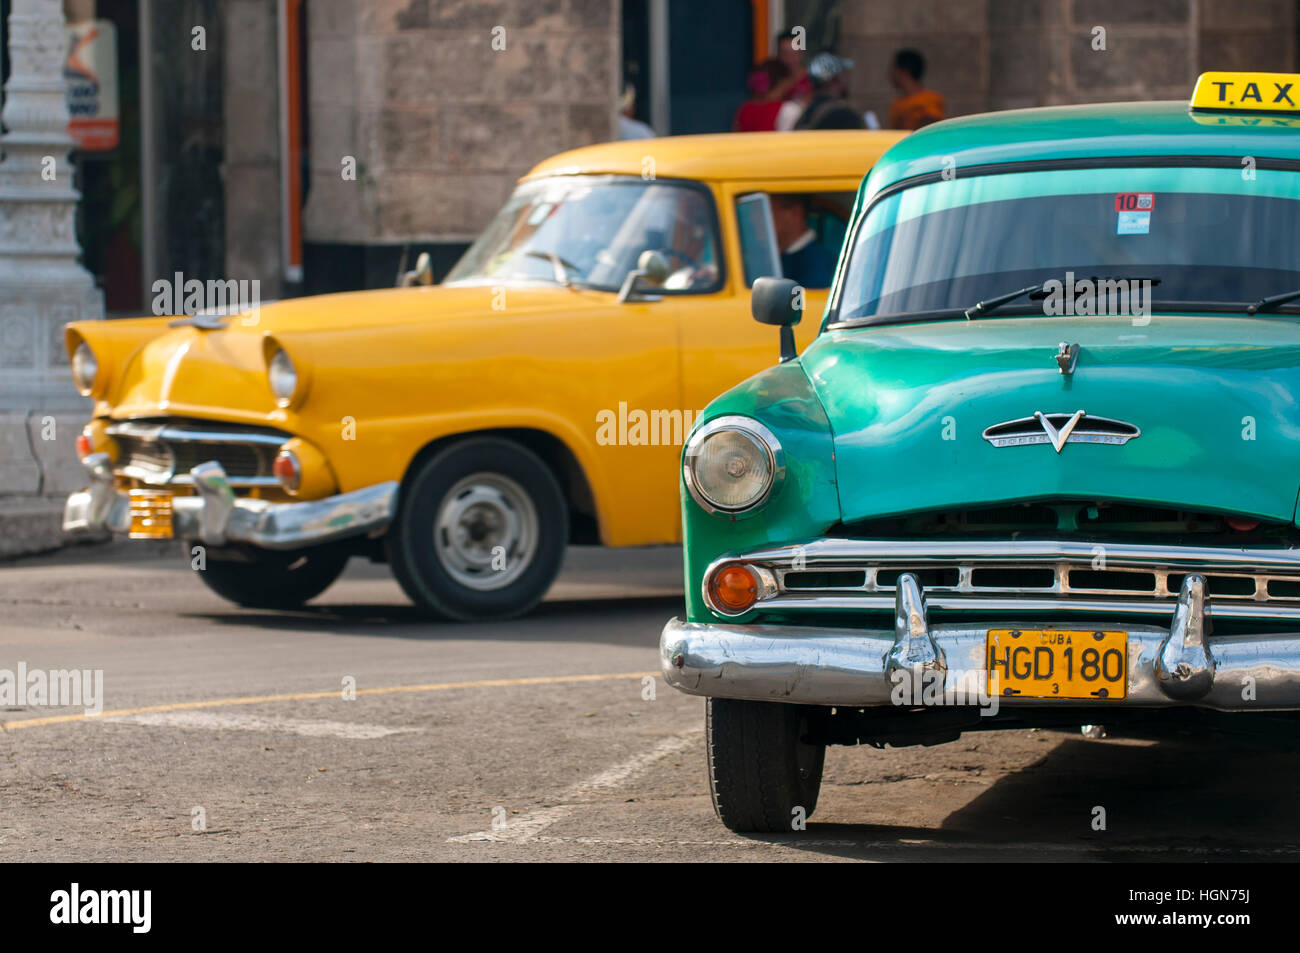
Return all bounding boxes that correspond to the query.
[709,563,759,613]
[273,450,302,493]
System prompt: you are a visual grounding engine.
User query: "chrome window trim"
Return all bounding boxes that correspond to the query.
[682,415,785,517]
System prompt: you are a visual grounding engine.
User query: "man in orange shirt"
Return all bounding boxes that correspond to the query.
[887,49,945,130]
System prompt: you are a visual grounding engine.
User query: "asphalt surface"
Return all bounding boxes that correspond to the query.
[1,541,1299,862]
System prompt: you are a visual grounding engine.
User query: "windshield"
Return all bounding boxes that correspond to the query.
[445,175,722,293]
[833,165,1300,324]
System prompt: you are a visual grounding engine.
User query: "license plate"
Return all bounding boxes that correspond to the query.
[128,489,175,539]
[986,629,1127,700]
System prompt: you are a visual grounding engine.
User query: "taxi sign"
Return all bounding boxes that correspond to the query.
[1190,71,1300,115]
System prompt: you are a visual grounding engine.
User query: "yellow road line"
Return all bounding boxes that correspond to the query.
[0,671,659,732]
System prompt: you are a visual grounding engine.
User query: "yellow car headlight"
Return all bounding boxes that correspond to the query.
[268,348,298,407]
[71,341,98,396]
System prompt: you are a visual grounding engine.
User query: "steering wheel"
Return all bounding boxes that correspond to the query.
[659,248,702,271]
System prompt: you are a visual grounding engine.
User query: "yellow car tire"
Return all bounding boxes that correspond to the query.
[191,547,350,609]
[387,437,568,621]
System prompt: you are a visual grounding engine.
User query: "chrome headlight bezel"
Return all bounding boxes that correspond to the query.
[268,348,298,408]
[683,415,785,517]
[71,341,98,396]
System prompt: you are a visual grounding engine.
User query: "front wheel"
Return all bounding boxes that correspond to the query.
[706,698,826,833]
[191,546,349,609]
[387,438,568,621]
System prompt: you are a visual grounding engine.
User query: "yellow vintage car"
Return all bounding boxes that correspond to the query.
[63,130,904,619]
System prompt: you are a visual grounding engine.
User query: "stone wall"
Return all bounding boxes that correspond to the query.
[223,0,283,298]
[837,0,1297,121]
[303,0,621,246]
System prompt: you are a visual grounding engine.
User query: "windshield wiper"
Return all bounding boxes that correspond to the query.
[964,276,1162,320]
[522,249,581,287]
[1247,288,1300,314]
[963,283,1045,320]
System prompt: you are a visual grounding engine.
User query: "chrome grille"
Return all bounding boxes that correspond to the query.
[108,419,288,487]
[708,539,1300,621]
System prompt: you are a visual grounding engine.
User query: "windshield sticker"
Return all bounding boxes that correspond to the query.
[1115,192,1155,212]
[1115,192,1153,235]
[1117,210,1151,235]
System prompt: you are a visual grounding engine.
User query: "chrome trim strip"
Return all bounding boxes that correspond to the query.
[739,538,1300,572]
[108,421,289,446]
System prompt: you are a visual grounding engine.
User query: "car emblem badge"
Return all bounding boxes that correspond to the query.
[982,411,1141,451]
[1035,409,1084,453]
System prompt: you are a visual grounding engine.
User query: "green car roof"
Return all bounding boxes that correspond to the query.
[862,101,1300,201]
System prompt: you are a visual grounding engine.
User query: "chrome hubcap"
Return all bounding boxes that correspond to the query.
[433,473,538,591]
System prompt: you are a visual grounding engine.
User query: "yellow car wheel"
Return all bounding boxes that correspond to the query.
[387,438,568,621]
[191,546,350,609]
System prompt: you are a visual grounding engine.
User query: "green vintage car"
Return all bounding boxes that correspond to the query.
[661,72,1300,832]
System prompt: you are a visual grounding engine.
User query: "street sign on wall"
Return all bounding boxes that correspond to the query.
[65,19,120,151]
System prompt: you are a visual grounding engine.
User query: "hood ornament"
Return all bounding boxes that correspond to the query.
[168,312,229,331]
[983,411,1141,453]
[1055,342,1079,374]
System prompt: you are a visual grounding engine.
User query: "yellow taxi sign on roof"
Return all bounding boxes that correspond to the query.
[1191,71,1300,114]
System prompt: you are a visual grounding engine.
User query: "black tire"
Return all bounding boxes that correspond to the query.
[706,698,826,833]
[192,546,349,609]
[387,437,568,621]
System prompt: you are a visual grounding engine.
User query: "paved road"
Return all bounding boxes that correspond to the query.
[1,541,1298,862]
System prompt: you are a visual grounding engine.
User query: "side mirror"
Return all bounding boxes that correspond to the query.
[751,277,803,362]
[617,250,670,303]
[402,251,434,287]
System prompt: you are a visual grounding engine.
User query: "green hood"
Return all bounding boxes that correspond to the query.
[800,314,1300,525]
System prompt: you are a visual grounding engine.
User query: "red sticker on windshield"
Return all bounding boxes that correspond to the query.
[1115,192,1155,212]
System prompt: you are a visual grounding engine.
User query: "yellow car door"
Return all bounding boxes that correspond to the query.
[677,179,858,416]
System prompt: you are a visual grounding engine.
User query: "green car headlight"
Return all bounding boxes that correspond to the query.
[684,416,784,516]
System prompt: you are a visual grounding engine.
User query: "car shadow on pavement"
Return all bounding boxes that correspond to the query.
[179,594,685,646]
[761,727,1300,862]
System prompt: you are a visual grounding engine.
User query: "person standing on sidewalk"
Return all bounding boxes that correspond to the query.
[793,52,865,130]
[887,49,946,130]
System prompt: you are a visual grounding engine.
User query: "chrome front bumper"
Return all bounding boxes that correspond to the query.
[63,453,398,551]
[661,573,1300,711]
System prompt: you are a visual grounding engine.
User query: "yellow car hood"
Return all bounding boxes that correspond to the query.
[75,283,606,424]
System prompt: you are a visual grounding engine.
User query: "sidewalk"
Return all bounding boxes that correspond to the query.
[0,496,105,559]
[0,412,99,560]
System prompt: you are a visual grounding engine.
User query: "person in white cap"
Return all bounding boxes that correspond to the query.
[793,52,865,130]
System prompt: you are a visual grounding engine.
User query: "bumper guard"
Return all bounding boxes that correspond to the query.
[63,453,398,551]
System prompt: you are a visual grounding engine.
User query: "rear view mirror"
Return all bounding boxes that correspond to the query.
[751,277,803,362]
[402,252,434,288]
[618,250,670,303]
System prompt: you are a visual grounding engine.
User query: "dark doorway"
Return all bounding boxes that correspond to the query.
[668,0,751,134]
